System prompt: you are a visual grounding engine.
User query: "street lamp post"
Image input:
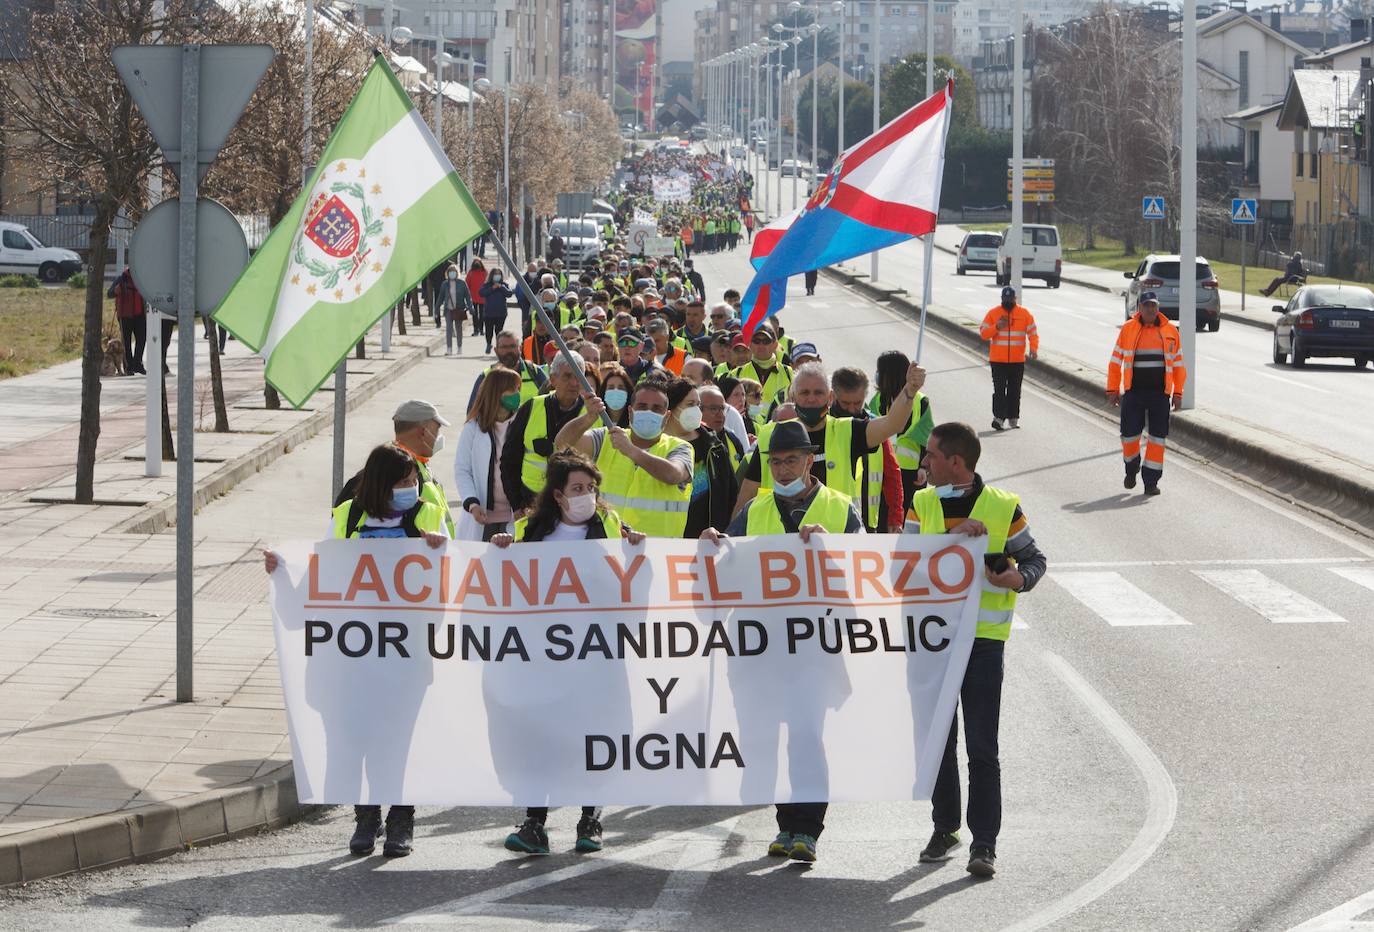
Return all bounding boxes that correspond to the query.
[834,0,844,155]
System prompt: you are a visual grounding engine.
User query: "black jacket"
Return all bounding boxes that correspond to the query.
[684,428,739,539]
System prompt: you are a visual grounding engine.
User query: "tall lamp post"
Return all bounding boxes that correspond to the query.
[833,0,845,156]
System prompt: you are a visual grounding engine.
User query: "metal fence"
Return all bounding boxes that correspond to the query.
[1,211,272,256]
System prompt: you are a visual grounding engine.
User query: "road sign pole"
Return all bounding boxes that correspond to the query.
[1181,0,1197,411]
[1010,0,1024,297]
[175,43,200,704]
[1240,222,1247,313]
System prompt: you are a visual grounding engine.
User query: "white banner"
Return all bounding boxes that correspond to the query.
[652,175,692,202]
[269,534,987,807]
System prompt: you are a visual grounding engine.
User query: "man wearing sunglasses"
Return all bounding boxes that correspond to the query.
[730,322,793,413]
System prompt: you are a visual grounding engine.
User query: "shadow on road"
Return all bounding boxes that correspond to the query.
[1061,494,1152,513]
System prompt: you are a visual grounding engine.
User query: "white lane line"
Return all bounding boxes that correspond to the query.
[1193,569,1345,623]
[1058,557,1372,569]
[1002,651,1178,932]
[1288,888,1374,930]
[1053,572,1191,627]
[1330,566,1374,595]
[1250,369,1336,394]
[385,816,740,926]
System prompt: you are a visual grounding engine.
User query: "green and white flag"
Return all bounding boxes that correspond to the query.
[214,55,487,408]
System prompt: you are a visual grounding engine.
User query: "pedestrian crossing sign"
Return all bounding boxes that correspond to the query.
[1142,196,1166,220]
[1231,198,1258,224]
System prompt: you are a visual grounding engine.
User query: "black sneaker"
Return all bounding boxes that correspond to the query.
[919,830,961,862]
[349,806,383,855]
[575,815,603,853]
[967,845,996,877]
[382,806,414,857]
[1144,485,1161,497]
[504,817,550,855]
[991,419,1005,431]
[1124,472,1138,490]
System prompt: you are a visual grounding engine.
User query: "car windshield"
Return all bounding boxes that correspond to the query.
[23,229,46,248]
[1018,227,1058,246]
[552,220,597,238]
[1303,286,1374,309]
[1149,261,1213,280]
[966,234,1000,248]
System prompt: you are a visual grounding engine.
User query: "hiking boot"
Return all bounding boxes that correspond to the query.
[1124,471,1138,490]
[767,832,793,857]
[504,817,550,855]
[967,846,996,877]
[349,805,383,856]
[382,806,414,857]
[919,829,961,863]
[575,815,603,853]
[788,834,818,862]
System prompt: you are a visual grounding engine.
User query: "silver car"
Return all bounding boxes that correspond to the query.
[1123,254,1222,331]
[956,232,1001,274]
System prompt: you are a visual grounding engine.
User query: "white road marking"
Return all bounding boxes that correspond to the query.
[1193,569,1345,623]
[1250,369,1336,394]
[1053,571,1191,627]
[1288,888,1374,930]
[1058,557,1372,569]
[1001,650,1178,932]
[385,816,741,927]
[1330,566,1374,595]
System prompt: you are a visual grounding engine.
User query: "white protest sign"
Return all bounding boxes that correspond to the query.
[652,175,692,202]
[627,223,657,253]
[269,534,986,807]
[642,235,677,256]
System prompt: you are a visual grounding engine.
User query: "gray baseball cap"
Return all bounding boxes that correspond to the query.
[392,399,450,426]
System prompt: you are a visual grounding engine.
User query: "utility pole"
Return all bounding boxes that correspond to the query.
[1181,0,1198,409]
[1011,0,1024,297]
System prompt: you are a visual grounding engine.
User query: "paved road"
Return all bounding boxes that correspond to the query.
[5,238,1374,932]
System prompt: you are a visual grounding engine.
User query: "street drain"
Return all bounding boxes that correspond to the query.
[51,607,157,619]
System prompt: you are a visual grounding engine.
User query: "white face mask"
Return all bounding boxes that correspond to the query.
[560,491,598,524]
[677,405,703,432]
[430,433,445,455]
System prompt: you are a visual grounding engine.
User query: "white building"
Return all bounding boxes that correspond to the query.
[1226,99,1294,226]
[813,0,958,74]
[951,0,1085,65]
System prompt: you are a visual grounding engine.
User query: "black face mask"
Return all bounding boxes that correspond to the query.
[831,402,866,420]
[1001,299,1015,310]
[795,404,827,427]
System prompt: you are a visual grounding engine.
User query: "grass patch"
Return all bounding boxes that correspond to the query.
[0,289,113,379]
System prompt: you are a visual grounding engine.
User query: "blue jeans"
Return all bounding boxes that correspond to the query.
[931,638,1005,850]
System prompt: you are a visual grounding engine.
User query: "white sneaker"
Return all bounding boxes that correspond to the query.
[1009,419,1020,429]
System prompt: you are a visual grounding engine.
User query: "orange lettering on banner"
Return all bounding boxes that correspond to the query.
[817,550,848,598]
[891,551,931,597]
[344,555,389,602]
[760,551,799,599]
[666,555,703,602]
[308,554,342,601]
[803,548,818,597]
[453,559,495,606]
[502,559,538,607]
[704,555,742,601]
[851,551,892,599]
[545,558,589,604]
[394,554,433,603]
[604,554,646,602]
[439,555,451,603]
[929,544,975,595]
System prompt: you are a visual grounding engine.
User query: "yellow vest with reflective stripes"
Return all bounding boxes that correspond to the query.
[414,458,455,537]
[910,485,1020,641]
[595,432,692,538]
[868,391,928,470]
[754,418,863,506]
[732,359,793,408]
[514,508,624,541]
[857,436,884,532]
[745,485,852,535]
[520,395,579,495]
[485,362,544,405]
[331,500,445,538]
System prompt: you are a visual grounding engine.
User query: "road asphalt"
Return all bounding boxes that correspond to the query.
[4,236,1374,931]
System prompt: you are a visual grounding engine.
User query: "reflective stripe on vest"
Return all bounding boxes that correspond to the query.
[868,391,927,470]
[415,459,455,537]
[755,417,862,505]
[486,364,542,403]
[520,395,557,494]
[596,432,692,538]
[745,485,852,535]
[911,485,1020,641]
[514,508,623,541]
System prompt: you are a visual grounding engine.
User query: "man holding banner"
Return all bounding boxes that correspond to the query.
[907,423,1048,878]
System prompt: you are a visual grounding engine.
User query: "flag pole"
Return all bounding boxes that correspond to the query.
[914,79,954,365]
[488,235,613,427]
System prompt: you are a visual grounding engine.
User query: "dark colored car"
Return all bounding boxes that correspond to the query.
[1271,284,1374,368]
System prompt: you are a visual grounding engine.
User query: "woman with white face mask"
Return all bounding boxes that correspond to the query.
[490,451,644,856]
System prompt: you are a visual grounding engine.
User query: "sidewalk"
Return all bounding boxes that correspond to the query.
[0,314,458,886]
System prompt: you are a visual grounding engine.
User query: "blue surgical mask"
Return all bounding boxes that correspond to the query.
[604,388,628,410]
[630,409,665,440]
[775,475,807,497]
[934,484,964,499]
[390,484,420,512]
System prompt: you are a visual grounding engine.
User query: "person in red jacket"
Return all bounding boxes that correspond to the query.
[106,267,146,375]
[979,286,1039,431]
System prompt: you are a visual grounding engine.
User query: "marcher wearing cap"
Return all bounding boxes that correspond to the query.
[789,342,821,367]
[979,286,1038,431]
[701,419,862,864]
[332,399,455,537]
[1107,290,1186,495]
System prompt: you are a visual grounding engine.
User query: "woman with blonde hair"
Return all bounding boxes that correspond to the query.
[455,365,521,541]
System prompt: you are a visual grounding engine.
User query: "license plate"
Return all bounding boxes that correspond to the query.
[1331,319,1361,329]
[1163,287,1178,296]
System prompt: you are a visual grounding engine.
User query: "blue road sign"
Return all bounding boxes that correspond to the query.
[1231,198,1258,224]
[1142,196,1166,220]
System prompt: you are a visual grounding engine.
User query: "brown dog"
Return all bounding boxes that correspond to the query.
[101,336,126,377]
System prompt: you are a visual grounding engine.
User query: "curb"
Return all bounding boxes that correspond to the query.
[823,266,1374,537]
[0,763,313,887]
[114,332,445,535]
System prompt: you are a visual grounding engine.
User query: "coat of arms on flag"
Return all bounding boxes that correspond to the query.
[291,160,395,301]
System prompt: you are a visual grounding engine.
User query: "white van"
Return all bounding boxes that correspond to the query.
[995,223,1062,288]
[0,221,83,282]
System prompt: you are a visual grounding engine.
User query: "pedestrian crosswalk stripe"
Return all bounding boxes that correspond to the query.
[1192,569,1345,623]
[1054,572,1191,627]
[1329,566,1374,595]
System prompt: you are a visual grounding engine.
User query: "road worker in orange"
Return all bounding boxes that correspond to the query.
[979,286,1038,431]
[1107,291,1186,497]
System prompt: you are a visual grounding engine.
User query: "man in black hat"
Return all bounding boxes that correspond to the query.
[701,420,862,864]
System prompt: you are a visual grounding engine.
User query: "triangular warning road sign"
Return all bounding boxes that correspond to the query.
[1231,199,1257,223]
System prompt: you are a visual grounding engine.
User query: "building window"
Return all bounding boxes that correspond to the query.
[1296,151,1304,176]
[1238,50,1249,108]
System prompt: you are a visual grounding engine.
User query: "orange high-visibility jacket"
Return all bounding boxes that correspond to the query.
[979,305,1039,363]
[1108,313,1188,395]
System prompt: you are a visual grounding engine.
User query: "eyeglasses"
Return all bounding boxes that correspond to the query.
[701,404,726,413]
[751,335,775,345]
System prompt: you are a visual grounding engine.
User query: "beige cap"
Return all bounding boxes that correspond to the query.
[392,399,450,426]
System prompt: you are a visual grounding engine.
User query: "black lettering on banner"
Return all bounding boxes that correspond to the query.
[585,733,746,771]
[338,621,373,658]
[638,733,670,770]
[462,626,490,660]
[786,617,814,653]
[545,623,574,660]
[586,735,615,770]
[918,614,950,652]
[429,623,455,659]
[667,621,698,658]
[738,619,768,655]
[647,676,679,714]
[496,627,530,662]
[878,617,906,652]
[305,620,332,656]
[846,618,877,653]
[578,624,613,660]
[378,622,410,658]
[712,732,744,768]
[701,621,735,656]
[817,609,842,654]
